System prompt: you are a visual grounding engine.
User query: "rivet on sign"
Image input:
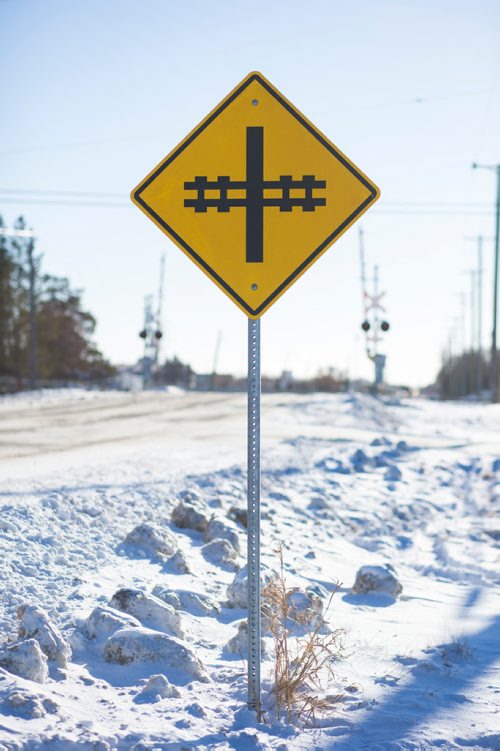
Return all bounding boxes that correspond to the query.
[251,99,259,106]
[251,283,258,290]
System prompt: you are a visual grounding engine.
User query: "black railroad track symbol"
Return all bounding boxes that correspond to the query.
[184,127,327,263]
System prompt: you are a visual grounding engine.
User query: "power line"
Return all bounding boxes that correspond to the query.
[0,198,130,208]
[0,198,494,216]
[0,189,495,215]
[0,188,125,198]
[1,86,497,157]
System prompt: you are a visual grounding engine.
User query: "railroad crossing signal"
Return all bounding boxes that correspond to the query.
[131,71,380,318]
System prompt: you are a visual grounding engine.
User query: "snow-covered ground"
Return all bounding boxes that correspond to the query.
[0,390,499,750]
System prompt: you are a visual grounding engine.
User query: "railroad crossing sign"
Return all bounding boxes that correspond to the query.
[131,71,380,318]
[131,73,381,717]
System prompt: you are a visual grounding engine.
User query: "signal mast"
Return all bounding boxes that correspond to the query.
[139,255,165,387]
[359,228,390,390]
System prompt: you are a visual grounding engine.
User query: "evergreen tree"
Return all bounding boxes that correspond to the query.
[0,216,114,384]
[0,216,17,373]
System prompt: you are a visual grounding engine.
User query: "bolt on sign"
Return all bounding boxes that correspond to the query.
[131,71,380,318]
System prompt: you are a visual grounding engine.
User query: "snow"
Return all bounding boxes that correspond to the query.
[103,627,209,683]
[0,389,499,749]
[0,640,48,684]
[17,604,72,668]
[137,674,181,701]
[352,564,403,599]
[82,606,141,642]
[109,588,184,638]
[122,523,179,561]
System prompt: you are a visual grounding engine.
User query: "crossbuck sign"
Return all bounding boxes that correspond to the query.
[131,71,380,318]
[131,72,380,716]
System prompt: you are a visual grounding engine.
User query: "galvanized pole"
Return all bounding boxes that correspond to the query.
[471,162,500,401]
[491,166,500,401]
[247,317,261,715]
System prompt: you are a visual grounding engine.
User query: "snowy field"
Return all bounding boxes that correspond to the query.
[0,389,499,750]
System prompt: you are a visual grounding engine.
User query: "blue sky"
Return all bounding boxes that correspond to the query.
[1,0,499,386]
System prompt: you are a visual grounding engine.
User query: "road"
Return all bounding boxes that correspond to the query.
[0,391,312,478]
[2,389,497,480]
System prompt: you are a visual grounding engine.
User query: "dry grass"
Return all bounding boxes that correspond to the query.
[262,546,344,727]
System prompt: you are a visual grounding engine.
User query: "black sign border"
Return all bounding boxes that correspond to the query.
[133,73,378,317]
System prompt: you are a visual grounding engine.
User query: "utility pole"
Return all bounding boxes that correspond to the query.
[466,235,495,397]
[469,269,476,352]
[472,163,500,401]
[460,291,467,396]
[476,237,483,395]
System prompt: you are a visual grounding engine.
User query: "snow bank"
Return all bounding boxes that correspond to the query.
[137,673,180,702]
[4,688,58,718]
[123,523,178,560]
[226,564,276,608]
[384,464,403,482]
[17,604,71,667]
[204,517,241,551]
[171,492,209,532]
[352,564,403,598]
[286,586,328,630]
[201,538,240,570]
[83,605,141,641]
[152,586,220,616]
[166,549,191,573]
[109,588,184,638]
[226,619,267,658]
[104,627,209,682]
[0,639,48,683]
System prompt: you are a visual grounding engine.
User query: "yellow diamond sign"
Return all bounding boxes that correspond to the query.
[131,71,380,318]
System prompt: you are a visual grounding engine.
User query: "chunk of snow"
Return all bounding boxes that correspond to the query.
[0,639,48,683]
[350,448,370,472]
[262,583,331,635]
[201,538,240,570]
[109,588,184,638]
[352,564,402,598]
[83,606,140,641]
[138,673,180,701]
[171,495,209,532]
[226,565,275,608]
[227,505,248,528]
[287,588,324,628]
[17,604,71,668]
[371,436,392,447]
[151,588,181,610]
[5,689,58,718]
[123,523,178,560]
[152,587,220,616]
[167,549,191,573]
[204,518,241,551]
[384,465,402,482]
[308,496,330,511]
[226,620,267,657]
[104,627,209,682]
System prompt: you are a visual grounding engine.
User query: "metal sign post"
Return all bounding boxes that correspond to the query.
[247,318,261,712]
